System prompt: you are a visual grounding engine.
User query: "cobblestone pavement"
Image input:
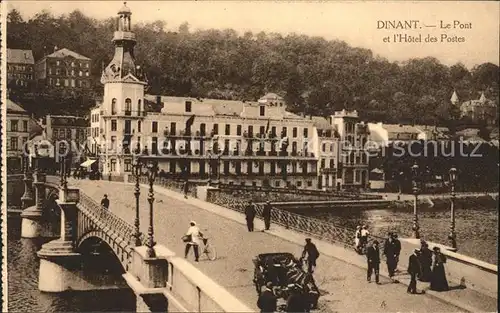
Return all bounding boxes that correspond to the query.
[70,179,462,312]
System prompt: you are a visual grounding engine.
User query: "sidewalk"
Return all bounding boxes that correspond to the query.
[145,182,497,313]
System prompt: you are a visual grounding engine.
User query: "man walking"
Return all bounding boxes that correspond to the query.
[245,201,256,232]
[184,221,203,262]
[407,248,422,294]
[100,194,109,210]
[392,233,402,270]
[257,282,277,313]
[366,240,380,284]
[301,238,320,274]
[383,232,398,282]
[183,180,189,199]
[262,200,273,231]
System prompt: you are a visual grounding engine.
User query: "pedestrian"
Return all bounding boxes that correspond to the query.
[244,201,256,232]
[257,282,277,313]
[407,248,422,294]
[354,226,362,253]
[430,247,449,291]
[383,232,397,282]
[184,221,204,262]
[183,180,189,199]
[262,200,272,230]
[392,233,402,270]
[285,284,309,312]
[100,194,109,209]
[360,225,370,253]
[418,241,433,282]
[301,238,320,274]
[366,240,380,284]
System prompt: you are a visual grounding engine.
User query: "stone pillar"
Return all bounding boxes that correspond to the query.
[21,170,35,209]
[21,171,46,238]
[123,246,171,312]
[37,190,81,292]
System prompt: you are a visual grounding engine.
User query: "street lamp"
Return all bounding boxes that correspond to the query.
[217,155,221,184]
[448,166,458,250]
[145,160,158,257]
[208,154,212,185]
[411,162,420,239]
[132,143,142,246]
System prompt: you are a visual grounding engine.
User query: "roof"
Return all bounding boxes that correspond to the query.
[47,115,89,127]
[46,48,91,61]
[414,125,450,139]
[7,49,35,65]
[6,99,28,114]
[310,116,334,130]
[118,2,132,14]
[382,124,420,134]
[259,93,284,101]
[450,90,459,103]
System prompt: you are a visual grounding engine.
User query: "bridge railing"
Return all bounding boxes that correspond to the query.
[78,192,147,246]
[206,191,385,248]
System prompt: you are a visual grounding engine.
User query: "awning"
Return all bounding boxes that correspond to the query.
[80,159,96,167]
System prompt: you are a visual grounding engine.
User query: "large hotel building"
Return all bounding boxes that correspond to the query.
[90,3,369,189]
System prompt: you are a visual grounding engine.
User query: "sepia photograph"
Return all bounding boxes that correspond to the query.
[1,1,498,312]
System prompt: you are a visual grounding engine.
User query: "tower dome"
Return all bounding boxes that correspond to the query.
[118,2,131,14]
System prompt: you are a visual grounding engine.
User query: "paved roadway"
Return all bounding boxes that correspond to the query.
[69,179,461,313]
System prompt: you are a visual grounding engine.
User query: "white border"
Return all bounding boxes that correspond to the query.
[1,1,8,311]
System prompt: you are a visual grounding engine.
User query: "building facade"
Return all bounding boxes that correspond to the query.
[311,116,340,190]
[330,110,370,189]
[35,48,92,90]
[7,49,35,88]
[91,4,320,189]
[6,99,31,171]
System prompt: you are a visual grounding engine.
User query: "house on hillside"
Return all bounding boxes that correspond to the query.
[7,48,35,89]
[453,91,498,126]
[6,99,31,172]
[35,47,93,90]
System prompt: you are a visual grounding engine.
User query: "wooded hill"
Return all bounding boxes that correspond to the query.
[7,9,499,126]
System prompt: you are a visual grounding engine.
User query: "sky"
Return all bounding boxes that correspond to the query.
[6,1,500,69]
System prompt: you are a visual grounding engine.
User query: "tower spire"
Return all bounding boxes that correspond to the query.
[101,2,146,84]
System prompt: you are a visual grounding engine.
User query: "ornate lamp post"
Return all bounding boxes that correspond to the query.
[132,143,142,246]
[448,167,458,250]
[411,162,420,239]
[145,160,158,257]
[21,155,34,209]
[59,155,65,186]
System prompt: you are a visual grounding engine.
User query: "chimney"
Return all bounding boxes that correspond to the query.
[156,95,162,108]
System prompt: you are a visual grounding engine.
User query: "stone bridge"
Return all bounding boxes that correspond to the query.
[9,165,252,313]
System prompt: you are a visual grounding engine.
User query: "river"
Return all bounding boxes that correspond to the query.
[7,216,136,312]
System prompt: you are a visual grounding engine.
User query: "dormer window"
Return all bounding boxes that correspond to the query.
[185,101,192,113]
[260,105,265,116]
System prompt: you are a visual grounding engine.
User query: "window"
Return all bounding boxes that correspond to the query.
[275,181,280,187]
[111,120,117,131]
[297,181,302,187]
[322,143,326,152]
[49,68,53,75]
[79,70,83,77]
[248,125,253,136]
[282,127,287,137]
[124,159,132,172]
[66,129,71,138]
[307,180,313,187]
[200,123,206,136]
[236,125,242,136]
[138,99,142,113]
[185,101,192,113]
[321,159,326,168]
[329,159,334,168]
[252,182,257,187]
[152,137,158,154]
[152,121,158,133]
[56,60,60,66]
[171,122,176,135]
[138,121,142,132]
[303,128,309,138]
[64,79,69,86]
[71,69,75,76]
[56,78,61,86]
[10,137,18,150]
[260,105,265,116]
[110,159,116,172]
[86,71,90,77]
[293,127,298,138]
[125,98,132,115]
[225,124,231,135]
[213,124,219,135]
[10,120,18,132]
[71,62,75,67]
[111,98,117,115]
[71,79,75,87]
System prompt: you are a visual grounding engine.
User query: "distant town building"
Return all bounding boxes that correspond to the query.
[35,47,92,90]
[456,91,498,125]
[330,110,370,189]
[40,114,90,146]
[368,123,421,146]
[7,48,35,88]
[414,125,450,141]
[6,99,31,171]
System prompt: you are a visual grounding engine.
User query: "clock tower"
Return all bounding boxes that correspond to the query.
[100,2,148,175]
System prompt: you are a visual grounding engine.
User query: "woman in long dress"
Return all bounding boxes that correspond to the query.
[354,226,362,253]
[430,247,449,291]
